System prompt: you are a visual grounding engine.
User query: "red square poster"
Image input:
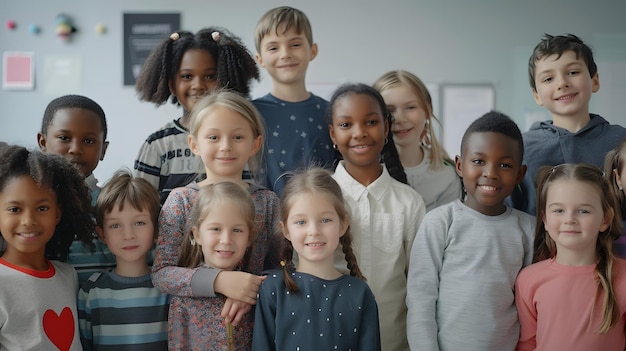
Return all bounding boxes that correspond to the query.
[3,51,34,90]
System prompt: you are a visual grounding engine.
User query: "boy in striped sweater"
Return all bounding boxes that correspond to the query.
[77,170,169,350]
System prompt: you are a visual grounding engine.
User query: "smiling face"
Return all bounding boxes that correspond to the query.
[255,26,317,88]
[543,179,610,264]
[380,85,428,150]
[281,191,347,273]
[329,93,388,181]
[0,176,61,268]
[37,107,108,177]
[97,202,155,270]
[532,50,599,125]
[188,106,262,181]
[456,132,525,216]
[192,199,251,270]
[169,48,218,114]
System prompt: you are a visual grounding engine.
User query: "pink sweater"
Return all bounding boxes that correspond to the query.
[515,257,626,351]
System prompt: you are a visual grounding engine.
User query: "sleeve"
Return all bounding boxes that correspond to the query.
[406,209,448,351]
[436,168,462,208]
[514,269,537,351]
[77,285,93,350]
[358,287,382,351]
[405,192,426,272]
[133,138,161,191]
[151,189,218,297]
[252,280,277,351]
[265,192,283,270]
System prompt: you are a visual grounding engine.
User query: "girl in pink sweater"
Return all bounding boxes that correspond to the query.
[515,163,626,351]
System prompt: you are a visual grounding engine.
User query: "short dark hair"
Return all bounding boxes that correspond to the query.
[41,94,107,139]
[460,111,524,161]
[528,33,597,91]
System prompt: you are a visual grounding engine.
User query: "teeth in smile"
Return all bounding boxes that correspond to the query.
[480,185,497,191]
[557,94,575,100]
[20,233,38,238]
[306,243,324,247]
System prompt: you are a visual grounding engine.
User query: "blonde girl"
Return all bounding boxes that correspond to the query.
[152,90,281,331]
[604,137,626,257]
[515,163,626,350]
[373,70,461,211]
[253,167,381,350]
[172,181,257,350]
[0,146,94,350]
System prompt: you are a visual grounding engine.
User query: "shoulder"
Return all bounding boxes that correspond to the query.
[144,120,184,143]
[507,207,537,229]
[517,259,551,282]
[259,269,286,291]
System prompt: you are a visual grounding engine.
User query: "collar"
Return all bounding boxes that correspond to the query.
[85,173,99,192]
[333,161,391,201]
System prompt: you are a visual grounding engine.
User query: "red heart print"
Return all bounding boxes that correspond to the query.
[43,307,75,351]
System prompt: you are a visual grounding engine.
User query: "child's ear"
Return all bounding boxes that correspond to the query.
[309,43,318,61]
[532,88,544,107]
[191,226,201,246]
[339,220,348,238]
[328,124,336,146]
[96,226,105,242]
[37,132,47,151]
[280,221,291,241]
[455,155,463,178]
[255,53,264,68]
[613,169,624,191]
[100,141,109,161]
[600,207,614,233]
[591,72,600,93]
[251,135,263,156]
[516,164,528,184]
[188,135,199,155]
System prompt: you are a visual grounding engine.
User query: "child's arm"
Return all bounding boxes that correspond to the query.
[133,140,160,191]
[152,189,219,297]
[514,270,537,351]
[252,280,277,351]
[221,298,252,327]
[77,284,94,350]
[358,288,382,351]
[406,211,447,350]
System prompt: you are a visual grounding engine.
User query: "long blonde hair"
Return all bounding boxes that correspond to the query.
[373,70,452,170]
[534,163,622,333]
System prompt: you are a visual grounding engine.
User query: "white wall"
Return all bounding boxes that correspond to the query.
[1,0,625,183]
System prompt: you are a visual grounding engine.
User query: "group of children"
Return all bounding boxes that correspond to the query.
[1,5,626,351]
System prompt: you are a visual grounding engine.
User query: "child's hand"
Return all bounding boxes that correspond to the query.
[221,298,252,326]
[214,271,266,304]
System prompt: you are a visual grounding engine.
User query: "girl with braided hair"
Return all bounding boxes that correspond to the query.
[252,167,380,351]
[134,26,259,204]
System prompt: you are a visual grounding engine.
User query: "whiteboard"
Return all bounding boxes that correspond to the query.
[440,84,495,157]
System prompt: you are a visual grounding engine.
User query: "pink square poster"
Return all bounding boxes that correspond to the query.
[3,52,34,90]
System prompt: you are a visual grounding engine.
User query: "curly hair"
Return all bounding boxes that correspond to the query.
[135,26,259,106]
[460,110,524,161]
[0,145,94,261]
[327,83,407,184]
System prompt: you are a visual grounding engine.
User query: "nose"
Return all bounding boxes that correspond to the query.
[68,139,82,155]
[352,123,367,140]
[20,210,36,227]
[219,231,232,244]
[191,75,208,91]
[278,45,291,60]
[307,222,320,236]
[564,211,577,224]
[219,138,231,151]
[482,163,499,179]
[392,109,404,124]
[556,73,569,89]
[122,227,135,240]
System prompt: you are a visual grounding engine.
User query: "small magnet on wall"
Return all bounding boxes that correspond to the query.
[5,20,17,30]
[95,23,106,34]
[28,24,41,35]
